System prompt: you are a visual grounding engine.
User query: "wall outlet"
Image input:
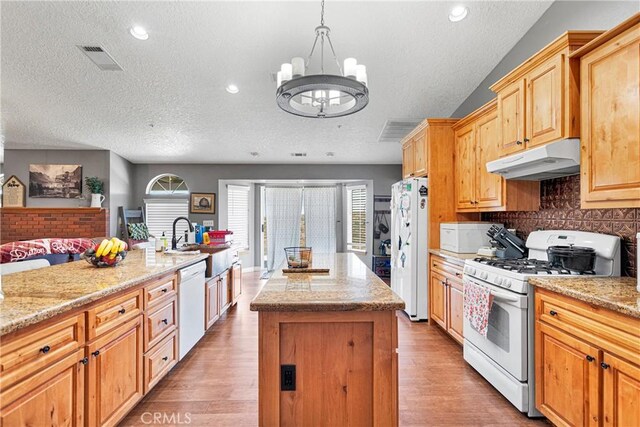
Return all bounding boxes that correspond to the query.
[281,365,296,391]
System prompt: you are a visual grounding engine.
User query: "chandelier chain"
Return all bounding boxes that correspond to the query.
[320,0,325,26]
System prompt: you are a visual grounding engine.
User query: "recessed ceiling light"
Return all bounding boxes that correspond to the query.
[226,84,239,94]
[250,152,259,157]
[129,26,149,40]
[449,6,469,22]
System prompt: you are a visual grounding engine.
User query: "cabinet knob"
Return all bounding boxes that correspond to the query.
[162,318,169,325]
[516,140,523,145]
[601,362,610,370]
[118,308,126,315]
[79,357,89,365]
[586,355,595,362]
[455,272,462,277]
[40,345,51,354]
[162,356,169,362]
[441,280,446,285]
[523,138,530,143]
[92,350,100,357]
[549,310,558,316]
[161,288,168,293]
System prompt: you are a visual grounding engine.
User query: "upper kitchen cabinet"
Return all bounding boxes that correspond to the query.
[572,14,640,209]
[491,31,603,158]
[401,122,428,178]
[453,100,540,212]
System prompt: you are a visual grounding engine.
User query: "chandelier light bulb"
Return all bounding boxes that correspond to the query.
[344,58,358,78]
[356,65,367,86]
[291,57,305,78]
[281,63,293,82]
[276,71,283,88]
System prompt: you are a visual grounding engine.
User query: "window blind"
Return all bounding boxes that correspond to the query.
[347,186,367,252]
[228,185,250,250]
[144,199,189,239]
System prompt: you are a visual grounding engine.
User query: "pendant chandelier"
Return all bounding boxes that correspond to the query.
[275,0,369,118]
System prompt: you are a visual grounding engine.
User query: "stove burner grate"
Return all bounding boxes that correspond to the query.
[472,257,596,275]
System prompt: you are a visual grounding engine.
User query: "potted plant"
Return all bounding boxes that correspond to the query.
[85,177,105,207]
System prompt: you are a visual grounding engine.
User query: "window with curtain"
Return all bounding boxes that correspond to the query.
[144,199,189,238]
[265,187,303,271]
[347,185,367,252]
[303,187,336,253]
[227,185,250,250]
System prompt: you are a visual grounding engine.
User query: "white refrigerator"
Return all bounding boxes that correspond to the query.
[390,178,428,321]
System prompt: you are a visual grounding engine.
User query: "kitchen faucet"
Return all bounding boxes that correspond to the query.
[172,216,194,250]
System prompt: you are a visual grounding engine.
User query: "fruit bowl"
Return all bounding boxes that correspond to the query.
[82,238,128,268]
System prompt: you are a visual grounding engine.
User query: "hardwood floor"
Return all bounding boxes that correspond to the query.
[121,272,548,426]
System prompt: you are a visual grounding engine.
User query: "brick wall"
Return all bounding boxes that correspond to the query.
[1,208,109,244]
[483,175,639,277]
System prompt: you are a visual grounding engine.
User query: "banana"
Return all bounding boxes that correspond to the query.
[110,240,120,254]
[102,241,114,257]
[96,239,109,257]
[118,241,126,252]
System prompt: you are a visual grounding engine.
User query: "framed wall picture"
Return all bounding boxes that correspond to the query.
[2,175,26,207]
[190,193,216,214]
[29,164,82,198]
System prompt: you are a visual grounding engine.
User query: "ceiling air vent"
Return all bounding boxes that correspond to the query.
[77,45,123,71]
[377,119,423,143]
[290,152,307,157]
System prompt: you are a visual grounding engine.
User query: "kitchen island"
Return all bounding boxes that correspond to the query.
[250,253,404,426]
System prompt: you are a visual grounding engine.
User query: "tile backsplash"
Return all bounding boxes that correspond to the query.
[482,175,639,277]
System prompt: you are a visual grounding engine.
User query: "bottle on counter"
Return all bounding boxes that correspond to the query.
[161,232,168,251]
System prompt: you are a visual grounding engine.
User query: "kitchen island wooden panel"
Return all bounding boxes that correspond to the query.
[251,253,403,426]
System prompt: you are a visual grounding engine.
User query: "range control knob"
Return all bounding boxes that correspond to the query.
[504,280,512,288]
[480,272,488,280]
[496,277,503,285]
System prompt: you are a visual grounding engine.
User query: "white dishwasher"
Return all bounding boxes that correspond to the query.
[177,261,206,360]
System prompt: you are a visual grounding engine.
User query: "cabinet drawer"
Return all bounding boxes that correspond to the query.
[430,255,463,281]
[144,331,178,393]
[145,297,177,351]
[87,289,143,340]
[144,275,177,310]
[536,288,640,366]
[0,313,85,389]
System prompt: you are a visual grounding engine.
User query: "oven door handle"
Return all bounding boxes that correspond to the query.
[490,290,522,303]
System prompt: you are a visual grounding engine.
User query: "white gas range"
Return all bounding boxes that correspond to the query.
[462,230,621,417]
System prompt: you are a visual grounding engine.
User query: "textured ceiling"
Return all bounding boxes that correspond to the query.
[1,1,553,164]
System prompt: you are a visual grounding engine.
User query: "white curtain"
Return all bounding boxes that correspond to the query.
[266,187,303,270]
[303,187,337,254]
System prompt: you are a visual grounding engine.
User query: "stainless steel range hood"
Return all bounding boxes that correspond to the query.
[486,138,580,181]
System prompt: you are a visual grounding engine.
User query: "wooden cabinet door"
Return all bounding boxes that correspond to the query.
[429,272,447,329]
[535,321,601,427]
[0,349,85,426]
[580,24,640,208]
[454,123,476,210]
[205,277,220,329]
[219,271,230,313]
[413,131,428,177]
[498,79,526,156]
[526,55,563,148]
[87,315,144,427]
[602,353,640,427]
[402,139,415,179]
[475,109,504,209]
[232,263,242,303]
[446,279,464,345]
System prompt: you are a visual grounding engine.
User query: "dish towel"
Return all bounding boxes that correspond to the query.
[463,279,494,338]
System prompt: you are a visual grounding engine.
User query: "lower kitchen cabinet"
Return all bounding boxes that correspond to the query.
[231,262,242,305]
[535,288,640,427]
[429,272,447,329]
[220,270,230,314]
[144,331,178,393]
[86,314,144,427]
[429,254,465,345]
[0,348,85,426]
[205,276,221,329]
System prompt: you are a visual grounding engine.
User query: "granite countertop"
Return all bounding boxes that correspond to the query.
[0,250,209,336]
[529,276,640,319]
[250,253,405,312]
[428,249,478,267]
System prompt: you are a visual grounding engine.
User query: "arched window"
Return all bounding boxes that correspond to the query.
[144,174,189,238]
[146,174,189,196]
